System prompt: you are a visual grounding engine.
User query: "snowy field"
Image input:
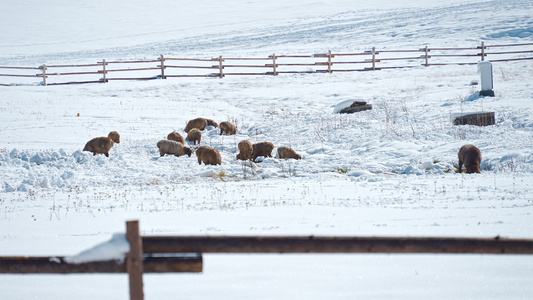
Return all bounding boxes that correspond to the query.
[1,0,533,299]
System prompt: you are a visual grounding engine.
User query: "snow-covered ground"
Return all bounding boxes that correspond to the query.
[1,0,533,299]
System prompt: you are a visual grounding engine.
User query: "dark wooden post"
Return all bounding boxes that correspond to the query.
[480,41,485,61]
[126,220,144,300]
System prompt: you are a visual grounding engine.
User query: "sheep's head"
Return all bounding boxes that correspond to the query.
[184,147,192,157]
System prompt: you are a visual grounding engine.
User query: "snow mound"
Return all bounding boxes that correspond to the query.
[64,234,130,264]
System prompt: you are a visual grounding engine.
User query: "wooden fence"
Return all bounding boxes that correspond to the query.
[1,220,532,299]
[1,42,533,86]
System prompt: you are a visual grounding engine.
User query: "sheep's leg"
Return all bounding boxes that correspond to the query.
[104,152,109,157]
[458,159,463,173]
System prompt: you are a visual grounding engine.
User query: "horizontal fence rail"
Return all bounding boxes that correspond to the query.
[1,42,532,86]
[0,255,202,274]
[1,221,532,300]
[142,235,533,255]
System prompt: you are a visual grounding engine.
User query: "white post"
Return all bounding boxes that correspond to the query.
[40,64,47,86]
[477,61,494,97]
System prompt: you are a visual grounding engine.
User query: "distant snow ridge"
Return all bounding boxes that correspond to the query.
[487,27,533,39]
[4,0,531,65]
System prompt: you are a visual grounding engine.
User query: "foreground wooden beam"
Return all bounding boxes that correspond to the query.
[0,255,202,274]
[126,220,144,300]
[142,236,533,255]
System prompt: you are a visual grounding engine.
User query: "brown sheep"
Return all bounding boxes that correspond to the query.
[252,142,274,162]
[236,140,253,161]
[167,131,185,144]
[196,145,221,165]
[108,131,120,143]
[277,147,302,160]
[458,144,481,174]
[184,118,208,133]
[219,121,236,135]
[186,128,202,145]
[83,137,115,157]
[206,119,219,128]
[156,140,192,157]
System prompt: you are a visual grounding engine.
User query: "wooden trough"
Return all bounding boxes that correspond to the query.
[453,112,495,126]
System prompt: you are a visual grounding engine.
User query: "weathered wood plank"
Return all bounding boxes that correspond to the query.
[45,63,103,68]
[142,236,533,255]
[0,255,202,274]
[0,66,41,70]
[0,74,39,77]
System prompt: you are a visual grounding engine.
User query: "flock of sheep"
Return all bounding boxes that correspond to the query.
[82,117,302,166]
[83,117,481,173]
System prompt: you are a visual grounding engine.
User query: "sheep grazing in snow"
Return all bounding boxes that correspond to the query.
[458,144,481,174]
[219,121,236,135]
[167,131,185,144]
[108,131,120,144]
[236,140,253,161]
[184,117,208,133]
[277,147,301,160]
[206,119,219,128]
[196,145,221,165]
[252,142,274,162]
[186,128,202,145]
[156,140,192,157]
[83,136,115,157]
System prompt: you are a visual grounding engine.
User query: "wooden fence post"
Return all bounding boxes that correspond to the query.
[327,50,332,73]
[272,54,277,76]
[371,47,376,70]
[40,64,47,86]
[480,41,485,61]
[160,55,166,79]
[126,220,144,300]
[218,56,224,78]
[424,46,429,66]
[101,60,108,83]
